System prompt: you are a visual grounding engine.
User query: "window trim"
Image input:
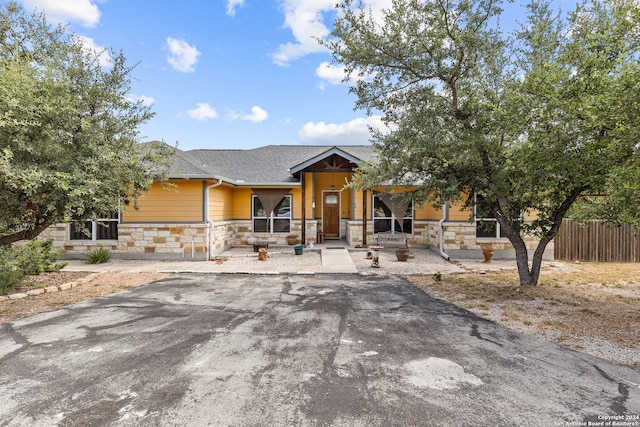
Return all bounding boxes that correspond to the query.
[474,195,507,239]
[251,194,292,234]
[372,194,414,234]
[69,212,120,241]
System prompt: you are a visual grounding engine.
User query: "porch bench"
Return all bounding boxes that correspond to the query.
[252,241,269,252]
[374,231,408,248]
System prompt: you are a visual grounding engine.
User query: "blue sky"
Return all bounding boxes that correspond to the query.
[19,0,575,151]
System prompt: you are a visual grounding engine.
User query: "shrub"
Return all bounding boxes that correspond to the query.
[15,239,66,275]
[0,245,23,295]
[0,239,66,295]
[85,248,111,264]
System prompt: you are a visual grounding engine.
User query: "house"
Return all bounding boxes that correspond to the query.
[40,144,552,260]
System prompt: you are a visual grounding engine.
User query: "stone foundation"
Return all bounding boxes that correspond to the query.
[231,220,306,247]
[39,219,553,261]
[40,223,209,260]
[343,220,553,260]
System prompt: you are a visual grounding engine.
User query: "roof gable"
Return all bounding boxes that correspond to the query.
[289,146,365,174]
[166,145,374,185]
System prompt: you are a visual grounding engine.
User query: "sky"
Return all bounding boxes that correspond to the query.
[18,0,576,151]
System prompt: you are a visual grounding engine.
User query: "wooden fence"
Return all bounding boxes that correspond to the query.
[555,219,640,262]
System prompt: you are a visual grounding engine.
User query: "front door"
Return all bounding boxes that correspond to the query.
[323,192,340,239]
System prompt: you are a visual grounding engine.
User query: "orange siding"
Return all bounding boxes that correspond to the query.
[304,172,314,220]
[340,189,351,219]
[415,203,443,220]
[122,180,203,223]
[209,184,234,221]
[231,188,254,219]
[231,187,299,219]
[353,188,366,220]
[448,200,471,221]
[290,188,302,219]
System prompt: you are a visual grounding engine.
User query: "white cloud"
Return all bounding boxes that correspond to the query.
[74,35,111,67]
[166,37,201,73]
[298,116,388,145]
[21,0,101,27]
[271,0,334,66]
[186,103,218,120]
[362,0,393,25]
[226,110,241,121]
[137,95,155,107]
[315,61,369,87]
[126,94,155,107]
[242,106,268,123]
[315,62,345,85]
[226,0,245,17]
[272,0,393,66]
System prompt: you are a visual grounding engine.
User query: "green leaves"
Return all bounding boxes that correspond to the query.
[326,0,640,285]
[0,4,170,244]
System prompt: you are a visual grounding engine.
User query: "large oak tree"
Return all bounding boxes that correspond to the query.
[0,3,172,244]
[325,0,640,285]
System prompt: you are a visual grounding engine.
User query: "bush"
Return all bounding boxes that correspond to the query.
[0,239,66,295]
[15,239,66,275]
[0,245,24,295]
[85,248,111,264]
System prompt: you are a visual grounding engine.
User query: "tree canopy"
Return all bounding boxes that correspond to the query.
[325,0,640,285]
[0,3,172,244]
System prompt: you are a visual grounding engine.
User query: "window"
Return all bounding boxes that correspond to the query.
[372,195,413,234]
[252,195,291,233]
[70,212,119,240]
[475,195,506,239]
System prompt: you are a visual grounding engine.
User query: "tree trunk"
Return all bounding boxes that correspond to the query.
[0,222,51,245]
[504,226,561,286]
[513,236,554,286]
[493,188,583,286]
[510,235,537,286]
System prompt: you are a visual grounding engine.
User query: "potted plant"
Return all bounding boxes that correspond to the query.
[286,234,298,245]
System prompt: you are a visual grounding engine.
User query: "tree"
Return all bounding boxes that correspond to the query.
[0,3,172,245]
[324,0,640,286]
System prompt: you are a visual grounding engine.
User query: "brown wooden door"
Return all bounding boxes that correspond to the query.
[323,192,340,238]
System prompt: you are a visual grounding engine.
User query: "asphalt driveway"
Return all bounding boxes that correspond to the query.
[1,274,639,426]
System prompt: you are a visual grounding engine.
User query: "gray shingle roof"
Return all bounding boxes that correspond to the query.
[165,145,374,185]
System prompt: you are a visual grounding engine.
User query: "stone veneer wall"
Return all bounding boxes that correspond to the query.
[232,220,309,247]
[345,220,553,260]
[210,220,235,255]
[440,221,554,260]
[40,223,209,260]
[40,219,553,260]
[345,220,435,247]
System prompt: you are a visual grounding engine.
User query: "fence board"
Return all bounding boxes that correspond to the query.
[555,219,640,262]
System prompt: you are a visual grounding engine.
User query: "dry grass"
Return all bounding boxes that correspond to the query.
[408,263,640,368]
[0,271,167,324]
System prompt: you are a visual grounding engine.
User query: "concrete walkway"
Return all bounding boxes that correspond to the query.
[61,245,575,276]
[320,247,358,273]
[62,246,466,275]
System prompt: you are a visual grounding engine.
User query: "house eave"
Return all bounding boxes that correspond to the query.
[234,182,301,187]
[289,146,363,174]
